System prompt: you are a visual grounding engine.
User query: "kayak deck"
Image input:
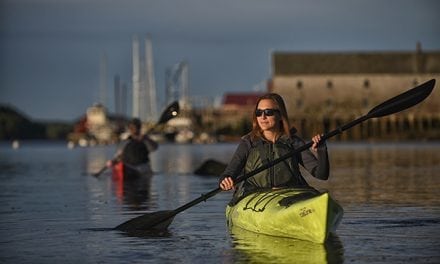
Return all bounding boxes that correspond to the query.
[226,188,343,244]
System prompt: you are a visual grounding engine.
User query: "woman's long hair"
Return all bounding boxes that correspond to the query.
[249,93,291,141]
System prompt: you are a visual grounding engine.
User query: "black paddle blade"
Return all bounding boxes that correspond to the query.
[115,210,175,234]
[158,101,179,125]
[92,166,107,177]
[367,79,435,118]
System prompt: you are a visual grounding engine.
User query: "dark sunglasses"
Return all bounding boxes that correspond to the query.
[255,108,279,117]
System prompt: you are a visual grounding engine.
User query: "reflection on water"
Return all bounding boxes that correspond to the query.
[0,141,439,263]
[307,142,440,206]
[82,144,154,211]
[111,174,152,211]
[83,145,113,174]
[230,226,344,264]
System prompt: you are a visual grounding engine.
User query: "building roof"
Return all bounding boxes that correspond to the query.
[223,92,265,107]
[272,49,440,75]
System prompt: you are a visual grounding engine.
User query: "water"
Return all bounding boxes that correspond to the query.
[0,141,439,263]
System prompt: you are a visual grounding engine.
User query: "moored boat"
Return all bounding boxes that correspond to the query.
[226,188,343,244]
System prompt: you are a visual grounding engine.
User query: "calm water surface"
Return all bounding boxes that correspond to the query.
[0,141,439,263]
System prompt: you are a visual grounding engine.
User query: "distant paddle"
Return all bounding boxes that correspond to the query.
[92,101,180,177]
[114,79,435,235]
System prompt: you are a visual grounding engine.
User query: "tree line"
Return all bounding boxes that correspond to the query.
[0,105,73,140]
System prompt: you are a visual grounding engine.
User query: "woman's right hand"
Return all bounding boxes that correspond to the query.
[220,177,234,191]
[311,134,323,151]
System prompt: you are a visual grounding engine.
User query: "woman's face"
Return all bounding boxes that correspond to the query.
[256,99,280,132]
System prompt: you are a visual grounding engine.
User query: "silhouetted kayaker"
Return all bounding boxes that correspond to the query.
[107,118,158,178]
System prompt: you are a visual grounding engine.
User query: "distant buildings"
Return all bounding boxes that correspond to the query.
[269,44,440,140]
[85,104,113,144]
[71,43,440,144]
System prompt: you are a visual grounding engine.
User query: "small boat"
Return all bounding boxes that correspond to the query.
[226,188,343,244]
[112,161,153,180]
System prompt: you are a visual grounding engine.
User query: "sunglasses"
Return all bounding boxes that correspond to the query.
[255,108,279,117]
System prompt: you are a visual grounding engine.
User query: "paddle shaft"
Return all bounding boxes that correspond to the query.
[93,165,111,177]
[139,114,370,226]
[167,115,369,215]
[117,115,377,229]
[170,188,222,217]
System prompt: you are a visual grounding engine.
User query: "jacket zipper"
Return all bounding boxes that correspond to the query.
[269,143,274,187]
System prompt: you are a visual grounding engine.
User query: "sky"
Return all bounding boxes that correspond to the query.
[1,0,439,122]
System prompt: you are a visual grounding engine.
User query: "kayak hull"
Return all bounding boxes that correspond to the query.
[226,188,343,244]
[112,161,152,180]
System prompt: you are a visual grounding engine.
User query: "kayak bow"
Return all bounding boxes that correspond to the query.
[226,188,343,244]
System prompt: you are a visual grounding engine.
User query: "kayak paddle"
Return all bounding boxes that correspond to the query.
[114,79,435,234]
[92,101,180,177]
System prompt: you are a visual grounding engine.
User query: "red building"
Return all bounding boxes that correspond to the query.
[223,92,265,111]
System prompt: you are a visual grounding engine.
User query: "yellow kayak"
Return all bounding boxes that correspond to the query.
[226,188,343,244]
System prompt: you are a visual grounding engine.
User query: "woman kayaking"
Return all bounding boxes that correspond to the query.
[219,93,330,205]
